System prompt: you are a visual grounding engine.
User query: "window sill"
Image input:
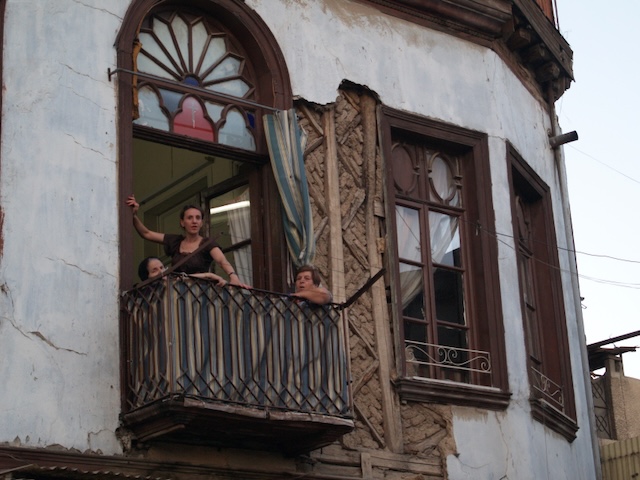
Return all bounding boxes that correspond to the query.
[530,398,578,442]
[394,377,511,410]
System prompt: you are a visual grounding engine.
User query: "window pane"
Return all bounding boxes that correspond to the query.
[396,206,421,262]
[170,14,189,65]
[200,37,227,74]
[205,102,224,124]
[208,79,251,98]
[209,187,252,281]
[219,109,256,151]
[135,86,169,130]
[433,268,465,325]
[400,263,425,319]
[429,211,460,266]
[190,21,208,67]
[430,154,456,203]
[206,56,241,81]
[404,320,428,345]
[159,89,183,115]
[138,31,179,80]
[437,325,468,350]
[155,20,182,69]
[173,97,215,141]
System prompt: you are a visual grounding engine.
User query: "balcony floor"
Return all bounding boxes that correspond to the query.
[121,394,354,455]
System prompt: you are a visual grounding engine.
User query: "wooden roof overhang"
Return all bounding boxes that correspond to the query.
[0,445,298,480]
[357,0,574,100]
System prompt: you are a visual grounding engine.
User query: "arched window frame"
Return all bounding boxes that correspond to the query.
[115,0,292,289]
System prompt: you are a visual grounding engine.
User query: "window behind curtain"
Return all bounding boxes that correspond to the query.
[383,108,508,409]
[393,140,473,383]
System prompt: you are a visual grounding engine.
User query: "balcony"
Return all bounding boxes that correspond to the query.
[120,275,354,455]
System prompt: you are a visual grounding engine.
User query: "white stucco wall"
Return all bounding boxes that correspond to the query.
[0,0,596,476]
[245,1,596,476]
[0,0,129,453]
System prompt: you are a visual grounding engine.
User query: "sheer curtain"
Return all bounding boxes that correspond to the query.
[396,206,423,310]
[228,188,253,281]
[397,156,459,309]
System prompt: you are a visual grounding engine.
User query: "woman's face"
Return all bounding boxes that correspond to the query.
[295,271,316,292]
[147,258,166,279]
[180,208,203,235]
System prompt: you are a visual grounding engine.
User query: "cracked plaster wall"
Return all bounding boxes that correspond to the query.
[0,0,596,476]
[246,1,596,478]
[0,0,129,454]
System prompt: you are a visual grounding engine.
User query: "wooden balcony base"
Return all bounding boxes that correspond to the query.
[121,394,355,455]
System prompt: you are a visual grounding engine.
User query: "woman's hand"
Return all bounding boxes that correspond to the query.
[126,194,140,215]
[228,273,251,289]
[190,272,227,286]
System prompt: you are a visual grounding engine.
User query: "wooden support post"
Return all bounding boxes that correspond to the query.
[361,94,403,453]
[323,106,346,303]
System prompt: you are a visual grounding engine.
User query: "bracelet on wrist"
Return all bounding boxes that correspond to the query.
[229,271,237,276]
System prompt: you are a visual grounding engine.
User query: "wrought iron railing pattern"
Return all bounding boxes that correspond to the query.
[591,373,612,439]
[405,340,492,380]
[121,275,351,417]
[531,366,565,412]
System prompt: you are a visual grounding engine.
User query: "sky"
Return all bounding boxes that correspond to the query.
[555,1,640,378]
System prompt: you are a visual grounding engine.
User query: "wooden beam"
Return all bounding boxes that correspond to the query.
[506,26,534,50]
[361,94,403,453]
[535,61,561,82]
[323,107,346,303]
[522,43,552,66]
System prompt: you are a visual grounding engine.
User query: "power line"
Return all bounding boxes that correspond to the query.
[566,144,640,185]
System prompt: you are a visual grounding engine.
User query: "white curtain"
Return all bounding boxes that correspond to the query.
[396,206,424,310]
[396,158,459,310]
[228,188,253,281]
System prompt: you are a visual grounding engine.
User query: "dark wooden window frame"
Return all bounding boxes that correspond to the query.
[115,0,293,413]
[507,143,578,441]
[116,0,293,290]
[381,106,510,410]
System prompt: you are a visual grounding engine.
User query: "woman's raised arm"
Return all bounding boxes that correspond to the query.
[126,194,165,244]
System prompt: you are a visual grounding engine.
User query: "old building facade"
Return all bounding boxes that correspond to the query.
[0,1,600,479]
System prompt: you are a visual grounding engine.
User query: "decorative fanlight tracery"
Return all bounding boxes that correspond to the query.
[133,10,257,150]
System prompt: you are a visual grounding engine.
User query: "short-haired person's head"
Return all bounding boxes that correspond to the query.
[138,256,165,281]
[296,264,321,286]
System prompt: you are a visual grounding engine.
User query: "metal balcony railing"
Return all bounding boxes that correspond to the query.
[531,366,564,413]
[405,340,492,382]
[121,275,351,419]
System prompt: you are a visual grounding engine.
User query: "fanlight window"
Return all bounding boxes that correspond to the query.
[134,11,257,150]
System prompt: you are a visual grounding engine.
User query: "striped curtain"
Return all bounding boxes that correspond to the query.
[263,109,315,267]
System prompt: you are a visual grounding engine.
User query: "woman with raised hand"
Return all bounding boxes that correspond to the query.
[126,194,249,288]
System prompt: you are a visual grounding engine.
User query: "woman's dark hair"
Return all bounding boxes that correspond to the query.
[138,256,159,281]
[296,264,321,286]
[180,204,205,219]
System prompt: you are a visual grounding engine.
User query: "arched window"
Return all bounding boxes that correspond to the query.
[133,10,258,149]
[116,0,292,290]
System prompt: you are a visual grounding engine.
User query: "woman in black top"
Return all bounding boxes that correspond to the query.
[126,194,249,288]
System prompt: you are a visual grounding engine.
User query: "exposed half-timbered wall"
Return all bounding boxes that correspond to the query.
[296,88,456,479]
